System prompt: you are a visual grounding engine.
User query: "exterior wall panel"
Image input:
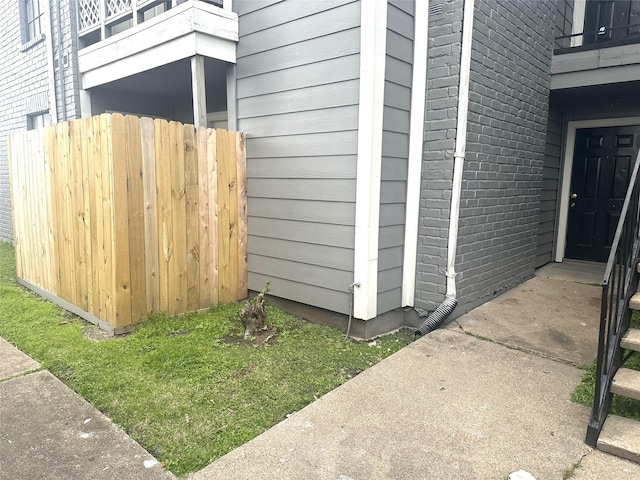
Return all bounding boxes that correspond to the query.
[377,0,414,315]
[235,0,361,314]
[0,0,80,243]
[455,0,554,313]
[415,0,463,311]
[536,96,564,267]
[0,2,49,242]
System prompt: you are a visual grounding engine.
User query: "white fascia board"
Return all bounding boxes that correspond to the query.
[195,33,237,63]
[82,33,196,89]
[81,33,236,90]
[78,2,238,86]
[402,0,429,307]
[550,63,640,90]
[353,0,387,320]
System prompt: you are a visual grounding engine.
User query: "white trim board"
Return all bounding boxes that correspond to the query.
[353,0,387,320]
[555,116,640,262]
[402,0,429,307]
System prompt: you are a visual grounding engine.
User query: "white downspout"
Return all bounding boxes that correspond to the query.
[445,0,475,299]
[415,0,475,336]
[44,0,58,123]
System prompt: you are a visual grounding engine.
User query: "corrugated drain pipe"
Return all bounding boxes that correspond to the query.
[416,0,475,337]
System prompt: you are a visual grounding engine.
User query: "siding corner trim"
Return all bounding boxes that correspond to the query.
[402,0,429,307]
[353,0,388,320]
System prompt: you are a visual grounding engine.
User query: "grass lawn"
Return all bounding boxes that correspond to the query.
[572,311,640,421]
[0,242,412,476]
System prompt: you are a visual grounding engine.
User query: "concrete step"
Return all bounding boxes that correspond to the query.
[611,368,640,401]
[622,329,640,352]
[598,414,640,464]
[629,292,640,310]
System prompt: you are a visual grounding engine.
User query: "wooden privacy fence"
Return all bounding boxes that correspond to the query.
[8,113,247,332]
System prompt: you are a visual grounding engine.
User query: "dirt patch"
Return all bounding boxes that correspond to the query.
[220,326,280,347]
[167,329,191,337]
[82,326,114,342]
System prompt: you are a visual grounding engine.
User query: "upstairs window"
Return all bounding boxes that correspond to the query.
[26,0,43,40]
[20,0,44,47]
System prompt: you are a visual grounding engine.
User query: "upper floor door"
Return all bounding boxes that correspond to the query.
[584,0,640,45]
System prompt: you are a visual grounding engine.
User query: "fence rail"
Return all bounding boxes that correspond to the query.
[8,113,247,332]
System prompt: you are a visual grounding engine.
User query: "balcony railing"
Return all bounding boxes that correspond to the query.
[77,0,226,44]
[554,0,640,54]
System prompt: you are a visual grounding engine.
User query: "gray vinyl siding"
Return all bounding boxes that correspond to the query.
[535,97,564,268]
[235,0,361,315]
[377,0,413,314]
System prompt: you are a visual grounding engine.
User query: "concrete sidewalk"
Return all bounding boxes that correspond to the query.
[192,275,640,480]
[0,337,175,480]
[3,272,640,479]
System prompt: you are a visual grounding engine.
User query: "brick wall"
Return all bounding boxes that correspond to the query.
[0,0,80,242]
[415,0,463,311]
[0,1,49,242]
[52,0,81,121]
[415,0,554,314]
[455,0,554,314]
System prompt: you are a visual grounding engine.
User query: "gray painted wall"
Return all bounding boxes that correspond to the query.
[235,0,361,315]
[0,2,49,243]
[536,95,564,268]
[378,0,414,315]
[554,0,574,49]
[416,0,555,315]
[0,0,80,243]
[454,0,554,314]
[415,0,463,311]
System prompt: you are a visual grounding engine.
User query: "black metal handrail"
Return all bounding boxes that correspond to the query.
[586,149,640,446]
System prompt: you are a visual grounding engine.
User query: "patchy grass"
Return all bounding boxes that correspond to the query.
[0,242,412,476]
[562,459,582,480]
[571,311,640,421]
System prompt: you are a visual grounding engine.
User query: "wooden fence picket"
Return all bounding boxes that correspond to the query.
[8,113,247,331]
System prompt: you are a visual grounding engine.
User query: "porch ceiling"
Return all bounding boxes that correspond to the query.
[551,80,640,99]
[92,57,228,99]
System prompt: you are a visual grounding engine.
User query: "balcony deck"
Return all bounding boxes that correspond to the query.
[77,0,238,89]
[552,0,640,90]
[551,42,640,90]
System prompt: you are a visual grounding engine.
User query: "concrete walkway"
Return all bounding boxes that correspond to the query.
[191,273,640,480]
[3,270,640,479]
[0,338,175,480]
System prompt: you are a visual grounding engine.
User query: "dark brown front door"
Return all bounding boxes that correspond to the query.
[566,126,640,262]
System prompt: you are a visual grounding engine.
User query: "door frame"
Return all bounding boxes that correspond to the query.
[555,116,640,262]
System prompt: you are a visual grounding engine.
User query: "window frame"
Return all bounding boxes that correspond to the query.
[20,0,45,49]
